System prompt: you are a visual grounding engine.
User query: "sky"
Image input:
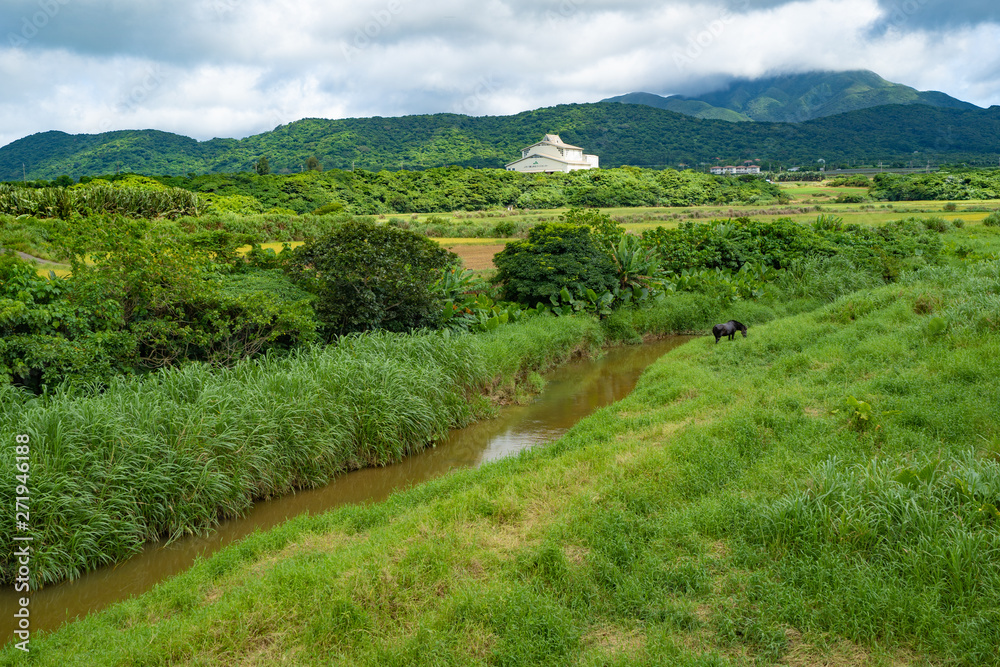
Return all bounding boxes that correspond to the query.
[1,0,999,148]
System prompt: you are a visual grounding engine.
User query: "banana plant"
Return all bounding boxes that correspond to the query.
[610,234,665,296]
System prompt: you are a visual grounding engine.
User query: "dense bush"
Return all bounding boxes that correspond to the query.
[0,253,134,389]
[0,216,318,390]
[152,166,785,216]
[640,215,942,280]
[826,175,871,187]
[869,171,1000,201]
[290,219,458,337]
[492,222,618,307]
[641,217,837,273]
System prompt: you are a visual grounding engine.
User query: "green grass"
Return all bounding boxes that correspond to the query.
[0,316,603,589]
[6,241,1000,663]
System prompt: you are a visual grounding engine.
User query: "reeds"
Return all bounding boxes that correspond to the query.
[0,317,600,586]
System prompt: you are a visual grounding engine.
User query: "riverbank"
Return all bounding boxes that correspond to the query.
[0,242,872,594]
[6,257,999,664]
[0,316,604,590]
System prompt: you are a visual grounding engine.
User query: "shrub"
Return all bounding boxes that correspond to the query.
[983,211,1000,227]
[492,222,618,307]
[826,175,871,187]
[63,216,317,372]
[921,216,951,233]
[835,193,867,203]
[290,220,458,337]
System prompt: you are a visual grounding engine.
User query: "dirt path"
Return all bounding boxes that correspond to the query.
[1,247,64,266]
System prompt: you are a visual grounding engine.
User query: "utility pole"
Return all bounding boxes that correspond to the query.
[22,163,27,182]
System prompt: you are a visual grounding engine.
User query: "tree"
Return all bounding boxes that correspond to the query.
[305,156,321,172]
[290,220,458,337]
[492,222,618,306]
[255,156,271,175]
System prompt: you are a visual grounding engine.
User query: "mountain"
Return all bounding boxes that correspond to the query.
[2,101,999,181]
[600,92,753,122]
[602,70,980,123]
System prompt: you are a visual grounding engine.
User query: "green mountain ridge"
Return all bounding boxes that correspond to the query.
[602,70,979,122]
[3,99,999,181]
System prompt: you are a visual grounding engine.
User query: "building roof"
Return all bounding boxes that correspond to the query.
[525,134,584,151]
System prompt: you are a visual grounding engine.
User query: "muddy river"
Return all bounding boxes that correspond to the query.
[1,336,693,644]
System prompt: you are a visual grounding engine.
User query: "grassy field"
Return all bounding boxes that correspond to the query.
[5,224,1000,665]
[388,183,999,238]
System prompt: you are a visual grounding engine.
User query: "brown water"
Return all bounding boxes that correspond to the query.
[2,336,692,645]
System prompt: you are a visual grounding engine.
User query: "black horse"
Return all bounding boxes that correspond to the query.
[712,320,747,343]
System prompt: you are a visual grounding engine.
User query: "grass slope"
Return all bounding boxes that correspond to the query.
[7,252,1000,665]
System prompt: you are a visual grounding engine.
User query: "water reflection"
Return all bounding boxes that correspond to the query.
[1,336,692,643]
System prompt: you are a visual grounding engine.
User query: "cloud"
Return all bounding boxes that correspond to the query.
[1,0,998,149]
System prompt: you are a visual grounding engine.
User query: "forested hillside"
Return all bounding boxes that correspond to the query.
[3,102,1000,181]
[603,69,979,122]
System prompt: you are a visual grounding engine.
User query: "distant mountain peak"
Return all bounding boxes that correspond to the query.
[602,69,979,123]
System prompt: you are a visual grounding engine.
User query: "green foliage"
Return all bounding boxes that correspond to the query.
[0,214,67,260]
[0,252,133,389]
[432,267,536,333]
[983,211,1000,227]
[833,394,899,431]
[492,222,618,307]
[197,192,265,216]
[826,175,871,187]
[44,216,316,378]
[0,181,198,219]
[564,207,623,248]
[148,166,784,216]
[811,213,844,231]
[0,315,600,588]
[642,217,835,273]
[608,233,665,294]
[290,219,458,337]
[6,102,1000,181]
[870,171,1000,201]
[642,215,941,285]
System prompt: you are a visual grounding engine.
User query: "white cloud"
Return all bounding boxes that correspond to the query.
[1,0,998,148]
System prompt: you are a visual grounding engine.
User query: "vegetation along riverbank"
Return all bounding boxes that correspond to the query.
[4,228,999,664]
[1,169,998,661]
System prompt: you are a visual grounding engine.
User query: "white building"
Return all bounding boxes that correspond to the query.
[710,165,761,175]
[505,134,599,173]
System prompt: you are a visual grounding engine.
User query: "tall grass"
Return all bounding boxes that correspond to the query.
[0,316,601,587]
[7,257,1000,664]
